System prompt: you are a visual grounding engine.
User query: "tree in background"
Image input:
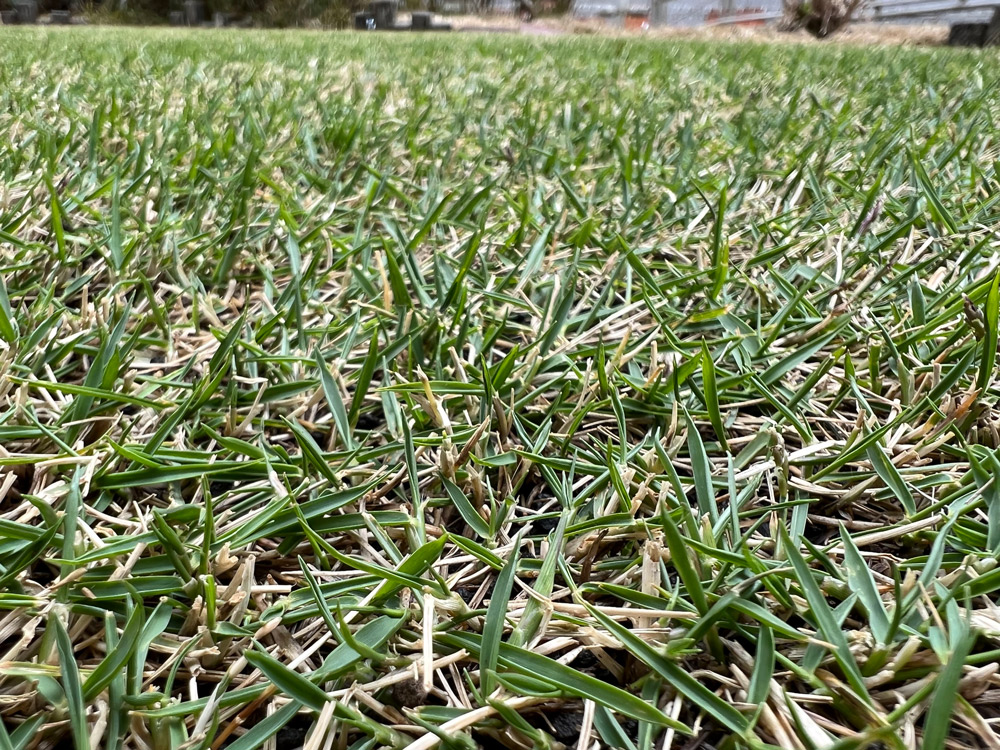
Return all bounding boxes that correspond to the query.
[780,0,865,36]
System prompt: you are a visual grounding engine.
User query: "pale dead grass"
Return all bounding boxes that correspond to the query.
[449,14,951,46]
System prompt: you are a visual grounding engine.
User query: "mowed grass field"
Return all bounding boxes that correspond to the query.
[1,25,1000,750]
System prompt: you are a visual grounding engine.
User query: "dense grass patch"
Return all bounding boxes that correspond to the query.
[1,26,1000,749]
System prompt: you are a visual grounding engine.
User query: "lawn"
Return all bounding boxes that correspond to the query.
[0,25,998,750]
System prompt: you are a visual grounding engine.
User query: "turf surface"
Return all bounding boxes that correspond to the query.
[0,26,999,750]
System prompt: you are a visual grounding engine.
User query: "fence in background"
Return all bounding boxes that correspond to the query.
[572,0,997,26]
[572,0,784,24]
[869,0,997,22]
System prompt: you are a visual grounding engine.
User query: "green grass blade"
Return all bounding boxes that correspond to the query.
[777,524,871,703]
[583,603,747,735]
[53,615,88,750]
[244,649,329,712]
[479,535,520,699]
[922,629,975,750]
[979,269,1000,392]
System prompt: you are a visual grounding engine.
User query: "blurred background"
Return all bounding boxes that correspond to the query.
[2,0,997,49]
